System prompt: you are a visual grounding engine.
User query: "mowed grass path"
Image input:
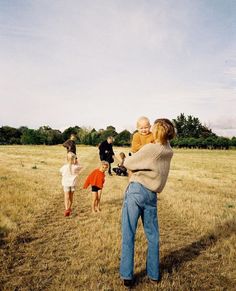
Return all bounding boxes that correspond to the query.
[0,145,236,290]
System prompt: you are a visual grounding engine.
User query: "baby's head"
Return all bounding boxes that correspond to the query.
[136,116,151,136]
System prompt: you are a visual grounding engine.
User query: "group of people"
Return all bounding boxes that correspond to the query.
[60,134,109,215]
[59,117,175,288]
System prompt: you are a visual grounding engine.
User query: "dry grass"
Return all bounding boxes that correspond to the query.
[0,145,235,290]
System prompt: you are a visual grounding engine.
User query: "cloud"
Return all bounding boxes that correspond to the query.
[0,1,236,137]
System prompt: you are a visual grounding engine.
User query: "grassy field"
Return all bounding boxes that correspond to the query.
[0,145,236,290]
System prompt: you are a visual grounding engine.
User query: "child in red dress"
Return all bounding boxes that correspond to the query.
[83,161,109,213]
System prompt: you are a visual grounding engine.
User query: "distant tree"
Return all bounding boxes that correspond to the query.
[77,127,91,145]
[173,113,215,138]
[62,126,81,143]
[215,137,230,149]
[114,130,131,146]
[38,126,63,145]
[90,129,101,146]
[99,126,118,141]
[0,126,22,144]
[230,137,236,147]
[21,129,44,144]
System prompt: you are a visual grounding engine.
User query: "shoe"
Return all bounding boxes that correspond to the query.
[64,209,71,217]
[149,278,160,285]
[123,279,134,288]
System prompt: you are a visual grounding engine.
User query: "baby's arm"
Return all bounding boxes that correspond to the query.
[131,133,142,153]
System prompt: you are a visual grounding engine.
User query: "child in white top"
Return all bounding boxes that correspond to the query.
[60,152,82,217]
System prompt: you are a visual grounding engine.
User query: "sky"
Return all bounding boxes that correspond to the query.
[0,0,236,136]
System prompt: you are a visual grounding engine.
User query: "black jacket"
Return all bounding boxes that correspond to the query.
[98,140,114,163]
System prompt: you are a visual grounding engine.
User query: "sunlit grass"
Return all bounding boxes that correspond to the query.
[0,145,235,290]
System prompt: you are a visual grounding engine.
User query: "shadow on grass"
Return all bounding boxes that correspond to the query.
[135,219,236,281]
[161,219,236,275]
[0,226,9,247]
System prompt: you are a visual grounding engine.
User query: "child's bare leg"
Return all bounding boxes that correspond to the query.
[64,191,71,216]
[68,191,74,210]
[96,190,102,212]
[64,191,70,210]
[92,192,98,213]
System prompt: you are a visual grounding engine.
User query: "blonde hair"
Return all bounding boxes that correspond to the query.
[119,152,126,159]
[136,116,150,128]
[67,152,77,174]
[101,160,109,167]
[153,118,175,144]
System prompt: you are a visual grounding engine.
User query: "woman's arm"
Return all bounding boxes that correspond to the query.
[124,143,163,171]
[131,132,142,153]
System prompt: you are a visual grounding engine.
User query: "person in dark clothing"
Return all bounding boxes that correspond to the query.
[63,134,77,154]
[113,152,128,176]
[98,136,115,175]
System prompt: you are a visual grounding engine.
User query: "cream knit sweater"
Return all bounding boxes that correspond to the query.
[124,142,173,193]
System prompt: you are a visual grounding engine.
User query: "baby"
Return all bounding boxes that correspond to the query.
[131,116,154,153]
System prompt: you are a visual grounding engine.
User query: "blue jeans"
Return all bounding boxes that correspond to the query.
[120,182,160,280]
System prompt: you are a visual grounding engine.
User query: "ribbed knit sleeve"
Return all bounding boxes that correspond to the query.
[125,142,173,193]
[131,132,154,153]
[125,143,163,171]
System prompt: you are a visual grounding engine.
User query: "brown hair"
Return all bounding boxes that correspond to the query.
[153,118,175,144]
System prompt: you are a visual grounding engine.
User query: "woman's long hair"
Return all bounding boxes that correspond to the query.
[153,118,176,144]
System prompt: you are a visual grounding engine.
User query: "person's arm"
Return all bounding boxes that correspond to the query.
[98,142,106,159]
[131,133,142,153]
[74,164,83,174]
[110,144,115,156]
[124,144,162,171]
[63,139,70,148]
[83,172,92,189]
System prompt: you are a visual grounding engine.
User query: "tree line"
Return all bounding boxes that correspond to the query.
[0,114,235,149]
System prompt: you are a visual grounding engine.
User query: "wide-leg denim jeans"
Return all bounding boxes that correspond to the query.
[120,182,160,280]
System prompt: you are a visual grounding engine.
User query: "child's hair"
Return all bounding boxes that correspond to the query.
[70,133,76,140]
[67,152,77,173]
[119,152,126,159]
[153,119,175,144]
[101,160,109,167]
[136,116,150,128]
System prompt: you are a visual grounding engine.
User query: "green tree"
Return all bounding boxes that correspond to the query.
[173,113,215,138]
[0,126,22,144]
[114,130,131,146]
[21,129,44,144]
[62,126,81,143]
[38,126,63,145]
[230,137,236,147]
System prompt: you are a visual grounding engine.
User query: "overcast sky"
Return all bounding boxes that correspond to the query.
[0,0,236,136]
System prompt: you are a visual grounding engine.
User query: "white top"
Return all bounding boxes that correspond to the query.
[59,164,82,187]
